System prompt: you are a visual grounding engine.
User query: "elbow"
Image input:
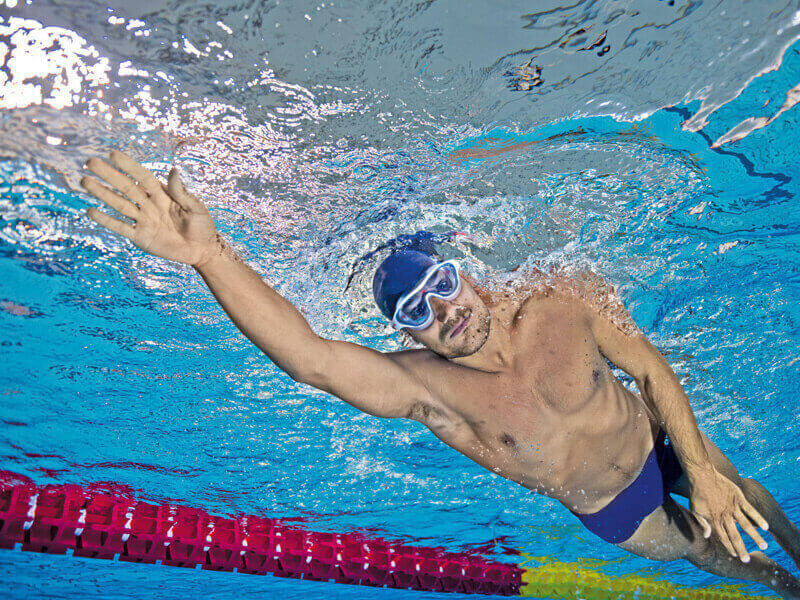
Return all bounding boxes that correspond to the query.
[637,364,680,418]
[289,369,327,389]
[639,371,656,396]
[635,373,663,425]
[642,363,677,395]
[287,369,312,386]
[634,367,659,399]
[636,352,673,392]
[638,369,668,400]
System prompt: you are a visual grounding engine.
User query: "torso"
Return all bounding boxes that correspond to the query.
[405,289,661,514]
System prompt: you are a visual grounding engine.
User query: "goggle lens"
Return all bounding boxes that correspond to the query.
[394,262,460,328]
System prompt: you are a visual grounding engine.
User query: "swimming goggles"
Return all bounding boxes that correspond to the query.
[391,260,462,330]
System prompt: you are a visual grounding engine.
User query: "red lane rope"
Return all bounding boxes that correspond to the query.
[0,472,521,595]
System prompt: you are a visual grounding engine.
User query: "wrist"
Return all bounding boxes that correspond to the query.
[685,462,718,484]
[192,237,232,271]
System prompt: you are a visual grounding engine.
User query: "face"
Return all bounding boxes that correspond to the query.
[406,275,491,358]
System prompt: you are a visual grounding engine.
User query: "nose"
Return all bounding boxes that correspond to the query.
[429,295,456,323]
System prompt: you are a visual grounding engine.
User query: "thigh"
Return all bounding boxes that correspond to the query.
[670,432,742,498]
[616,497,708,562]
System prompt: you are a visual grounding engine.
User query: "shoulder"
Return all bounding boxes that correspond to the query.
[387,348,470,390]
[384,348,452,398]
[493,283,585,333]
[384,347,447,375]
[504,267,640,336]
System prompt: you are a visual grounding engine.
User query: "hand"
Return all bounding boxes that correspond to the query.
[81,150,219,267]
[688,468,769,562]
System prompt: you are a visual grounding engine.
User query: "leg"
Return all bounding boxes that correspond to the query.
[617,497,800,599]
[671,433,800,570]
[740,478,800,571]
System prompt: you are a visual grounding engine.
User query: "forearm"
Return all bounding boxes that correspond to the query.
[587,298,768,558]
[642,365,714,479]
[643,366,771,559]
[194,238,325,381]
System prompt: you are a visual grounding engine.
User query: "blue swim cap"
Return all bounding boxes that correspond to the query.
[372,249,439,320]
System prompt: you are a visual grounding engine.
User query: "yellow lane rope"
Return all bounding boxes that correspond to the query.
[519,556,773,599]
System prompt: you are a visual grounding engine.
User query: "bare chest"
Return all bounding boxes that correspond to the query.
[419,295,654,508]
[443,307,613,463]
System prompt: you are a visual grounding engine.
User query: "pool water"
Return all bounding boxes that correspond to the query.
[1,1,799,598]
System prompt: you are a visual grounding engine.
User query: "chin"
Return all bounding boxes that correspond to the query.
[442,316,491,358]
[451,337,485,358]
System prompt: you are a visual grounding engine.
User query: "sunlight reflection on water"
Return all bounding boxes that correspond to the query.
[1,1,799,598]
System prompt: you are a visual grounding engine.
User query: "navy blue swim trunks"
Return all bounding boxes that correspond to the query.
[571,429,684,544]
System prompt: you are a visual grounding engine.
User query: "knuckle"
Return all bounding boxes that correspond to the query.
[120,181,138,197]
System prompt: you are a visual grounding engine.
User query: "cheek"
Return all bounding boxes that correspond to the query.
[464,285,481,305]
[416,324,440,345]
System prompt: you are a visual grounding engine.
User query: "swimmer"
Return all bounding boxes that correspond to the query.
[81,150,800,599]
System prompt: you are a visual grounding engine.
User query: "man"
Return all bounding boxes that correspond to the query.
[81,150,800,598]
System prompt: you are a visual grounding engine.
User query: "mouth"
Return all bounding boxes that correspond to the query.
[449,314,470,338]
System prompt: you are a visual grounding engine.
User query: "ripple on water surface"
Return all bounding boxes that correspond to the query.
[1,1,799,599]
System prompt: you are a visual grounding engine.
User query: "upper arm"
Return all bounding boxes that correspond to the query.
[580,293,702,436]
[574,288,670,386]
[299,338,437,420]
[585,306,662,383]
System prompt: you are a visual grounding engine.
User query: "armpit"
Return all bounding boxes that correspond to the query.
[406,401,433,422]
[406,400,455,432]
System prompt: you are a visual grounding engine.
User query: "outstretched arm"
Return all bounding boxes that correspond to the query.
[196,244,434,418]
[578,295,769,562]
[81,151,432,419]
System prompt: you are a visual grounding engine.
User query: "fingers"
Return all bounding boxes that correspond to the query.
[714,519,737,559]
[167,168,202,211]
[740,498,769,531]
[736,508,768,551]
[693,512,712,538]
[85,207,135,239]
[81,176,139,220]
[695,512,745,561]
[108,150,163,196]
[724,516,750,562]
[86,157,148,205]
